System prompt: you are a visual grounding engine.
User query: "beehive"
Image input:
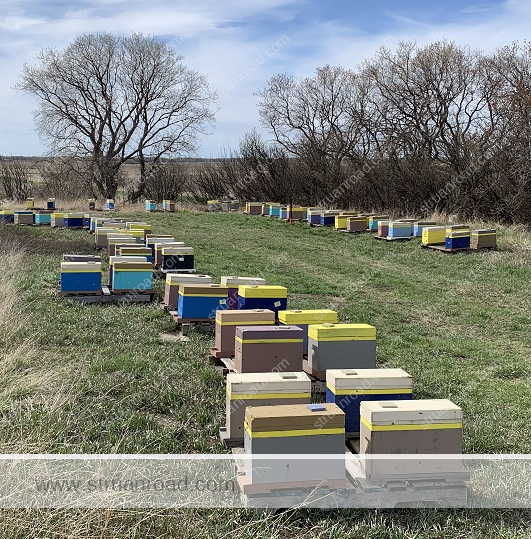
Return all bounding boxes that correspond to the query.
[34,211,52,225]
[278,309,338,350]
[326,369,412,435]
[445,230,471,250]
[360,399,463,478]
[164,274,213,310]
[377,220,390,237]
[51,213,65,228]
[387,221,412,239]
[107,235,136,257]
[63,213,85,228]
[118,246,153,263]
[347,216,367,232]
[162,200,176,212]
[237,285,288,317]
[320,211,339,226]
[413,220,437,237]
[246,202,262,214]
[145,200,157,212]
[335,213,358,230]
[14,211,34,225]
[154,241,184,267]
[60,262,102,293]
[268,204,282,218]
[111,261,153,292]
[307,209,323,225]
[106,199,115,210]
[0,210,15,223]
[421,226,446,245]
[220,276,267,310]
[359,213,376,227]
[46,198,56,210]
[26,198,34,210]
[261,203,271,216]
[108,256,148,286]
[471,229,496,249]
[126,222,152,239]
[83,214,92,228]
[161,246,194,272]
[177,284,229,319]
[243,403,345,486]
[146,236,175,258]
[226,372,311,440]
[94,227,119,248]
[215,309,275,358]
[368,215,390,231]
[308,323,377,373]
[88,198,96,211]
[234,325,303,373]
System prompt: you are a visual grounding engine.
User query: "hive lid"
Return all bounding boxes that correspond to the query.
[155,242,185,250]
[161,246,193,255]
[326,368,412,392]
[308,323,376,341]
[227,372,311,395]
[235,325,303,340]
[118,246,152,253]
[61,262,101,271]
[220,276,266,286]
[415,220,437,225]
[278,309,338,325]
[112,262,153,271]
[109,256,148,264]
[216,309,276,324]
[179,284,229,295]
[64,213,85,218]
[245,403,344,432]
[166,274,212,285]
[238,285,288,298]
[471,228,496,235]
[145,234,174,240]
[360,399,462,426]
[348,216,367,221]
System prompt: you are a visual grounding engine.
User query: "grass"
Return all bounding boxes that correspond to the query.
[0,212,530,537]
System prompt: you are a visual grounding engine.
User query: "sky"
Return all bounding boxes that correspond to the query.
[0,0,530,157]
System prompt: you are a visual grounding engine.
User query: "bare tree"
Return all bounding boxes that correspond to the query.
[0,156,31,201]
[18,32,216,199]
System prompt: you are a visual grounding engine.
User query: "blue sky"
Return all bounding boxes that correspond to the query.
[0,0,527,157]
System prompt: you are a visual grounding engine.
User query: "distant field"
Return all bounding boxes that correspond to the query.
[0,212,530,537]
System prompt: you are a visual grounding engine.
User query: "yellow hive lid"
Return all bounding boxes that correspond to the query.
[238,285,288,298]
[308,323,376,341]
[0,210,14,214]
[278,309,338,325]
[326,368,412,393]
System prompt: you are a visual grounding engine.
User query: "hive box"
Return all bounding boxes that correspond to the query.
[146,236,175,258]
[127,222,152,239]
[153,241,184,267]
[164,274,213,310]
[0,210,15,224]
[234,325,303,373]
[307,210,323,225]
[88,198,96,211]
[347,216,367,232]
[261,203,271,216]
[118,246,153,263]
[111,261,153,292]
[34,211,52,225]
[360,399,463,478]
[368,215,390,231]
[326,368,412,435]
[107,235,136,257]
[47,198,56,210]
[60,262,102,293]
[63,254,101,263]
[413,220,437,237]
[51,213,65,228]
[109,256,147,286]
[335,213,358,230]
[471,229,497,249]
[162,200,176,212]
[220,276,267,310]
[94,228,118,248]
[246,202,262,215]
[320,211,339,226]
[161,246,194,272]
[278,309,338,349]
[215,309,276,358]
[387,221,412,239]
[445,230,471,250]
[243,403,345,486]
[377,220,390,238]
[145,200,157,212]
[226,372,311,440]
[237,285,288,317]
[106,199,115,210]
[14,211,34,225]
[268,204,282,218]
[118,228,145,243]
[307,323,377,373]
[177,284,229,319]
[421,226,446,245]
[360,213,377,227]
[446,224,470,233]
[26,198,34,210]
[63,213,85,228]
[83,214,92,228]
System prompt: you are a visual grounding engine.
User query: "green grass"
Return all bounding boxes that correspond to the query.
[0,213,530,537]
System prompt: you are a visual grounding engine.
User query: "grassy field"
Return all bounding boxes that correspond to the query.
[0,211,530,537]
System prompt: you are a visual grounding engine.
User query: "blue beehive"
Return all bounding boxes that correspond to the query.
[237,285,288,317]
[146,237,175,258]
[0,210,15,223]
[14,211,34,225]
[387,221,412,239]
[320,212,337,226]
[47,198,56,210]
[63,213,85,228]
[177,284,229,319]
[34,212,52,225]
[413,221,437,237]
[269,204,282,218]
[368,215,390,231]
[111,261,153,292]
[326,368,413,434]
[445,230,471,250]
[106,199,115,211]
[60,262,102,293]
[307,210,322,225]
[146,200,157,212]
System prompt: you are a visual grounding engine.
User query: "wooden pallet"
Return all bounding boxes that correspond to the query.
[209,355,237,376]
[421,244,471,253]
[341,229,370,234]
[375,235,413,241]
[59,286,153,303]
[58,290,103,297]
[219,426,243,448]
[169,311,215,335]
